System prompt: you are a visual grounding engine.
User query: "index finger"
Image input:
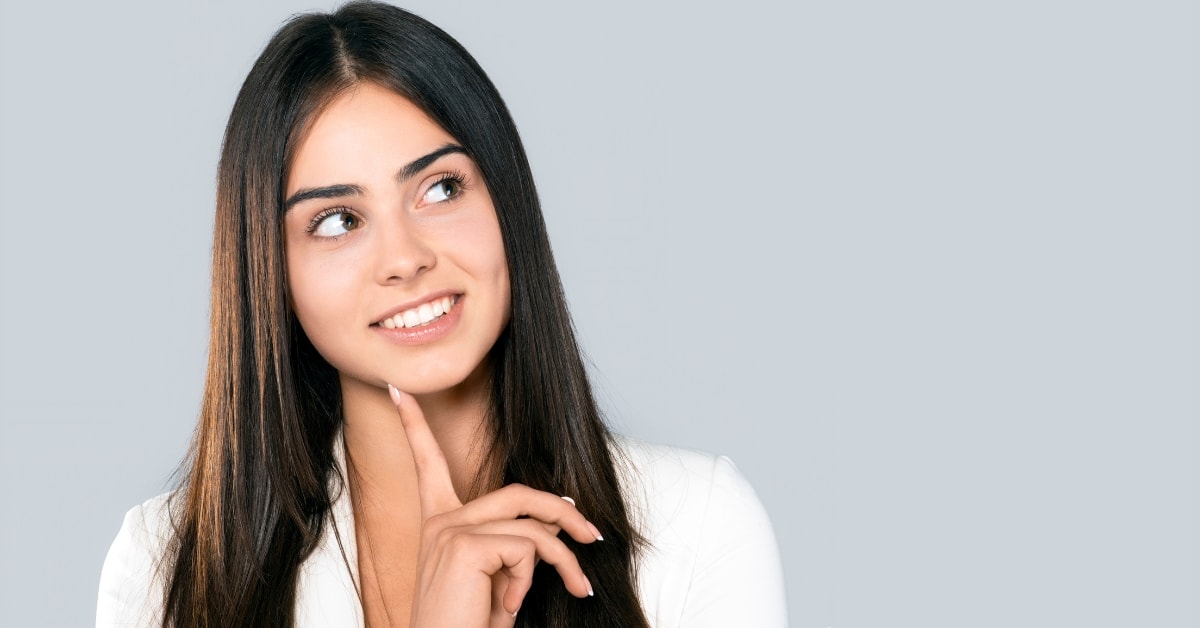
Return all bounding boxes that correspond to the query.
[388,384,462,516]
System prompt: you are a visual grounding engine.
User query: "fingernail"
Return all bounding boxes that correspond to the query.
[387,384,402,404]
[561,496,603,540]
[586,576,594,597]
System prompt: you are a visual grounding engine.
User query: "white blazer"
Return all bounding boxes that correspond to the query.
[97,435,788,627]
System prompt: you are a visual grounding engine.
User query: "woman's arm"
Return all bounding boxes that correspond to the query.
[679,455,788,626]
[621,439,789,627]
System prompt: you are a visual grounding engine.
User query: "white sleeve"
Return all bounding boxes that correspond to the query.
[678,456,788,627]
[96,497,170,628]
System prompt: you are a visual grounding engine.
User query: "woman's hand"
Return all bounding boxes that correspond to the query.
[388,385,600,628]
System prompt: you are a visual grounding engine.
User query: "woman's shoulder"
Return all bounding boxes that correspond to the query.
[96,492,177,627]
[608,434,773,542]
[609,434,788,626]
[609,434,768,523]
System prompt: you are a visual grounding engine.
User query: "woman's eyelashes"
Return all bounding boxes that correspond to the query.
[421,171,468,205]
[307,207,361,238]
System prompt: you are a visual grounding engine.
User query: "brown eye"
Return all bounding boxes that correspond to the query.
[422,177,463,204]
[312,211,360,238]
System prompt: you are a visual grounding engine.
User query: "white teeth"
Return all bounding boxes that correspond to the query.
[382,296,457,329]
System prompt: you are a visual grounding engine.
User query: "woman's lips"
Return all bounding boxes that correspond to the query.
[372,295,463,345]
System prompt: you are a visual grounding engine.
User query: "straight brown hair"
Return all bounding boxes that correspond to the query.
[161,2,651,626]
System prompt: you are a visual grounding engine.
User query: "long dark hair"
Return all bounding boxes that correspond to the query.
[163,2,650,627]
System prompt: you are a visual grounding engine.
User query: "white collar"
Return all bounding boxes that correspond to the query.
[293,427,365,627]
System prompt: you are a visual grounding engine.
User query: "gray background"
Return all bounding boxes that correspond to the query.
[1,0,1195,626]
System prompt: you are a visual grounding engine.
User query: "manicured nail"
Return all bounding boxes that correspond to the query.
[561,496,603,540]
[387,384,402,404]
[586,576,594,597]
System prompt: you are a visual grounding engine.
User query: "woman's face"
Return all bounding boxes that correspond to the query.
[283,82,510,396]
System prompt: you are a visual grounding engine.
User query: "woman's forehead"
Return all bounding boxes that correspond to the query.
[286,83,461,194]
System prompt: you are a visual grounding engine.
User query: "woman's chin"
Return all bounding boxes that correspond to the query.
[340,367,484,399]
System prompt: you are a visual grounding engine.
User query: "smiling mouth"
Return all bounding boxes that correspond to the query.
[375,295,460,329]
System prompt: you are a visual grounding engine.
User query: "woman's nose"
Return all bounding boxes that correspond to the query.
[374,216,435,283]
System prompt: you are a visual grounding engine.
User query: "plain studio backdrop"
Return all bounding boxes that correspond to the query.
[1,1,1196,626]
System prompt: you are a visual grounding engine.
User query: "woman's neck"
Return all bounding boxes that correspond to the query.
[340,373,494,628]
[340,370,492,506]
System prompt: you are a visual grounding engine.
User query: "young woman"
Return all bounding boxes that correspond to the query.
[96,3,786,626]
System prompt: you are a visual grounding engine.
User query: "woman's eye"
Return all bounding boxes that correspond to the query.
[312,211,360,237]
[422,178,461,204]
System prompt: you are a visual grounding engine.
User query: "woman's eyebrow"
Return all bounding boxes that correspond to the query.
[284,144,467,212]
[396,143,467,183]
[284,183,365,211]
